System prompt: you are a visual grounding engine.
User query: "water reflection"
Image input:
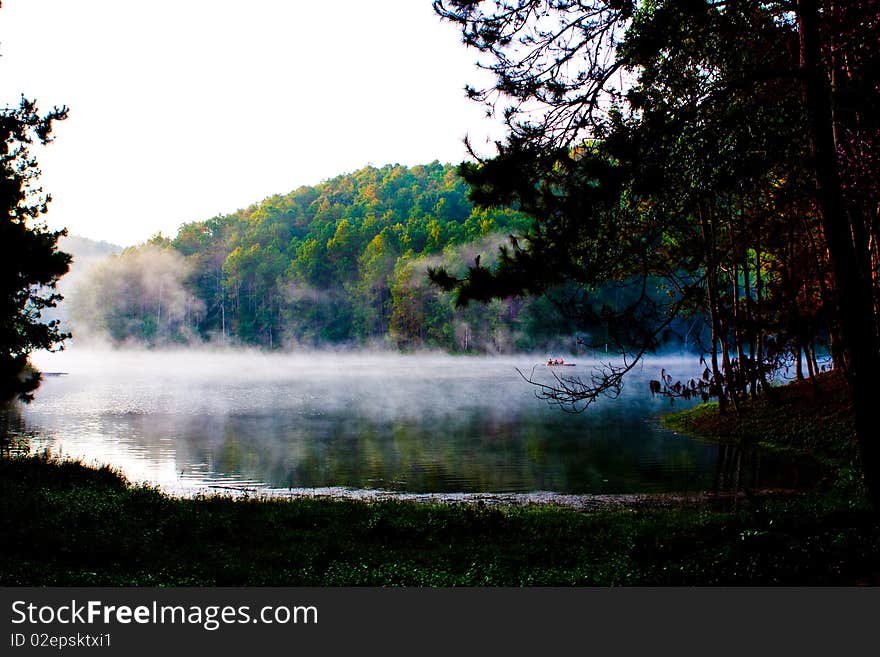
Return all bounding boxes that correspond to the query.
[1,349,817,496]
[709,442,819,495]
[0,404,31,457]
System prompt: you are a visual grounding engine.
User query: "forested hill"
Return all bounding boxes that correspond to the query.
[69,162,587,351]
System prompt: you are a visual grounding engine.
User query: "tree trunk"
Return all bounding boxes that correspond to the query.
[798,0,880,509]
[700,203,728,413]
[755,232,769,393]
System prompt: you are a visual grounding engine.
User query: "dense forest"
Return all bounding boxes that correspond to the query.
[430,1,880,502]
[427,1,877,403]
[70,162,700,353]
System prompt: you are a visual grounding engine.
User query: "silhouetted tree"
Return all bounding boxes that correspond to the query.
[0,96,71,401]
[435,0,880,505]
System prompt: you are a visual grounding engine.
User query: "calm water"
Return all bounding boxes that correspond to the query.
[0,349,807,496]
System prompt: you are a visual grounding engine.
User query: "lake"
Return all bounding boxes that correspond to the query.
[1,349,809,498]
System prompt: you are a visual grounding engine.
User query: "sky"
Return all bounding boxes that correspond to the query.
[0,0,501,246]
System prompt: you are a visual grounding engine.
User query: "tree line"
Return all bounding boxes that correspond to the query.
[432,0,880,503]
[72,162,690,353]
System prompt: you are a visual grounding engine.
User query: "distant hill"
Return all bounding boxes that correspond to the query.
[61,235,123,263]
[67,163,683,352]
[66,163,578,351]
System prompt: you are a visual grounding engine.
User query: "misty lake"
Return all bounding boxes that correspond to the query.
[2,349,810,499]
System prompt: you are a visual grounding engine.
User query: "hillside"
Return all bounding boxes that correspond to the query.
[66,163,587,351]
[66,162,689,352]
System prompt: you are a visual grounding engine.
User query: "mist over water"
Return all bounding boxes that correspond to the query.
[13,346,823,499]
[10,348,736,497]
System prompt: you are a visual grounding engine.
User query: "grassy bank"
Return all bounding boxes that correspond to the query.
[663,372,861,492]
[2,374,879,585]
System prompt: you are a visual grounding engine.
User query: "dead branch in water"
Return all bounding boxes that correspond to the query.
[517,348,648,413]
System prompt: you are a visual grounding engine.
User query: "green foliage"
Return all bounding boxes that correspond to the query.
[432,0,880,416]
[77,162,595,351]
[664,372,859,470]
[69,159,706,352]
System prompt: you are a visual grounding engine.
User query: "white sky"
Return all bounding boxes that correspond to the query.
[0,0,500,246]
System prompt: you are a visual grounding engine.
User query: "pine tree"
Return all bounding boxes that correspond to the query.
[0,96,71,401]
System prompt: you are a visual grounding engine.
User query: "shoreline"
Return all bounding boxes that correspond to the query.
[1,451,876,585]
[3,374,874,586]
[186,482,803,510]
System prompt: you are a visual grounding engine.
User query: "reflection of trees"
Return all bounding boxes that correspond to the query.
[0,404,29,456]
[711,443,816,498]
[10,396,819,495]
[85,406,720,494]
[13,351,827,495]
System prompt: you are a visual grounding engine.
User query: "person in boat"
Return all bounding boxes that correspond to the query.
[547,357,553,365]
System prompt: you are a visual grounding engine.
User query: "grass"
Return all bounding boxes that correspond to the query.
[663,371,862,493]
[2,372,878,585]
[663,372,857,463]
